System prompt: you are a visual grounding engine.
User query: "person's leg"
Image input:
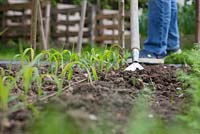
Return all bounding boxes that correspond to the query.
[143,0,171,57]
[167,0,180,51]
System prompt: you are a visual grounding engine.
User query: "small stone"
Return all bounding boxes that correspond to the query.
[2,118,11,128]
[68,87,73,91]
[176,87,182,91]
[178,93,184,98]
[83,73,88,78]
[89,114,98,121]
[148,114,154,118]
[111,71,115,75]
[44,75,53,81]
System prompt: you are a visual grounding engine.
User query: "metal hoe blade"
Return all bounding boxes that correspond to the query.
[125,62,144,71]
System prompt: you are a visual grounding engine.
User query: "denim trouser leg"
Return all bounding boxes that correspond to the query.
[167,0,180,51]
[144,0,171,55]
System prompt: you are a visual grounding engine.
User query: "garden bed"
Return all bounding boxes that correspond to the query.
[0,63,187,134]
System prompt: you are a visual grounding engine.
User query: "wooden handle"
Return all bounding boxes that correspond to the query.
[130,0,140,50]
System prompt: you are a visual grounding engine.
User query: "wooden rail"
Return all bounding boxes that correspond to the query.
[0,3,31,11]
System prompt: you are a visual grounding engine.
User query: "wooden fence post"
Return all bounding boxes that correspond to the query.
[66,13,69,45]
[1,11,6,41]
[45,0,51,47]
[77,0,87,56]
[119,0,125,55]
[97,0,101,13]
[38,1,48,50]
[196,0,200,43]
[89,5,96,47]
[30,0,39,51]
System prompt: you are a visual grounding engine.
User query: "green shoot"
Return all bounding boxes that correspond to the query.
[0,28,8,36]
[18,65,40,101]
[0,76,16,112]
[61,61,93,86]
[90,66,98,81]
[36,76,43,97]
[41,74,62,96]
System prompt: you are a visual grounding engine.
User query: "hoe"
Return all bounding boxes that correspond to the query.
[125,0,164,71]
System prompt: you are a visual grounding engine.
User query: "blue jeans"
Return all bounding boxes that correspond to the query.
[144,0,180,56]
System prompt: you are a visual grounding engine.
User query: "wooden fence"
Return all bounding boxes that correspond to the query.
[51,3,96,46]
[0,3,32,40]
[95,9,131,44]
[0,2,131,46]
[0,2,48,41]
[95,10,119,44]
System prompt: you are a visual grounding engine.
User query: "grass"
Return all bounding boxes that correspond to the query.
[29,105,83,134]
[0,40,30,60]
[126,93,200,134]
[164,46,200,132]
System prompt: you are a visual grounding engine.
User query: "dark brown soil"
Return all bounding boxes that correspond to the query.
[0,64,187,134]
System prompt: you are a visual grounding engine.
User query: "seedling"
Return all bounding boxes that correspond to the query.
[41,74,62,96]
[0,28,8,36]
[61,61,93,86]
[0,76,16,112]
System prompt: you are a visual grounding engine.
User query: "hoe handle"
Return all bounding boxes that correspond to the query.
[131,0,140,50]
[130,0,140,62]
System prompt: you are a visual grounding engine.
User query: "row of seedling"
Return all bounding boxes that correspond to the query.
[0,46,127,115]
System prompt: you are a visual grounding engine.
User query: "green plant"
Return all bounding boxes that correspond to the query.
[42,49,77,75]
[83,46,125,73]
[0,28,7,36]
[127,97,166,134]
[29,105,82,134]
[19,66,40,95]
[41,74,62,96]
[166,47,200,130]
[61,61,93,86]
[178,3,195,35]
[126,88,199,134]
[0,75,16,112]
[16,50,46,100]
[36,76,43,97]
[14,48,35,65]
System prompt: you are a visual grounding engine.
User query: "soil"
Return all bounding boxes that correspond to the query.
[0,64,188,134]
